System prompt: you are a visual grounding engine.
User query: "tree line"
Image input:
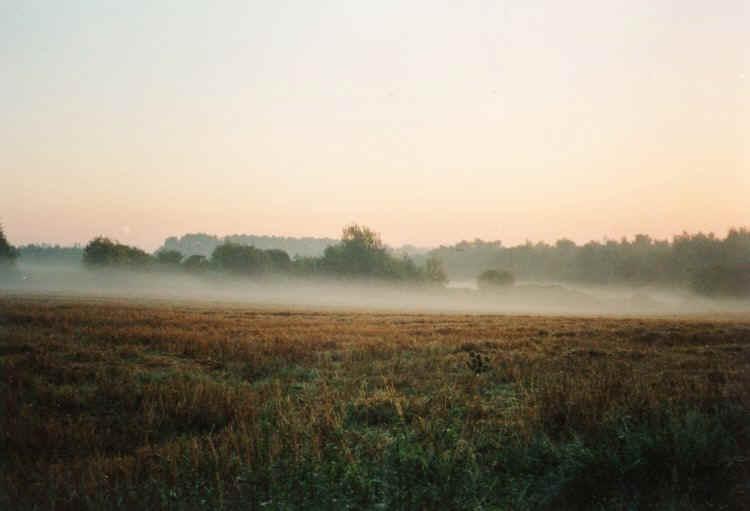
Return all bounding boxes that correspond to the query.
[427,229,750,297]
[18,244,84,265]
[81,225,448,285]
[3,224,749,297]
[161,233,337,258]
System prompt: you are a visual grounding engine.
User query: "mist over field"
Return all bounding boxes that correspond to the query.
[4,260,748,317]
[3,222,749,317]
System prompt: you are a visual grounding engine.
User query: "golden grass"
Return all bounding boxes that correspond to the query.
[1,295,748,509]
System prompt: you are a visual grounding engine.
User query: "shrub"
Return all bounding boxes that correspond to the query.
[477,269,515,290]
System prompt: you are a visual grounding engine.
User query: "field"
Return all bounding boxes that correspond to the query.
[1,295,749,510]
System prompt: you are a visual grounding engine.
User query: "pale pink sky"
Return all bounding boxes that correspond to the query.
[2,1,748,251]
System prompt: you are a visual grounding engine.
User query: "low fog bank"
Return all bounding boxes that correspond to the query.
[2,262,749,317]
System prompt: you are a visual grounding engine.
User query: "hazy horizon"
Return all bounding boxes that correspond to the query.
[6,225,750,255]
[3,1,748,251]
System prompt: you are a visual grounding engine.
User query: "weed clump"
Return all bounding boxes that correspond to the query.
[467,350,491,374]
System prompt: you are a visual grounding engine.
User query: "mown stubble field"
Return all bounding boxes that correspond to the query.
[1,295,748,510]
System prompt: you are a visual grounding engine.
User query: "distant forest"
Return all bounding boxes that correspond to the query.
[159,233,428,259]
[426,229,750,296]
[160,233,338,258]
[429,229,748,277]
[16,244,83,265]
[4,225,750,297]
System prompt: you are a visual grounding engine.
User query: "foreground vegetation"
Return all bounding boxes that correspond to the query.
[1,296,748,510]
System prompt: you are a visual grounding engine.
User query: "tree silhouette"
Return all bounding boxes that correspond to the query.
[82,237,152,268]
[0,224,19,265]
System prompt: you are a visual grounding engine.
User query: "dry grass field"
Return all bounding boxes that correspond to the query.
[1,295,749,510]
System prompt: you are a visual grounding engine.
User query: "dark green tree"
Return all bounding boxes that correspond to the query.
[266,249,292,272]
[83,237,152,268]
[321,224,391,277]
[211,242,270,275]
[0,225,19,266]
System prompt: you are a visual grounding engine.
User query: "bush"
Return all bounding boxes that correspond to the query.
[477,269,515,290]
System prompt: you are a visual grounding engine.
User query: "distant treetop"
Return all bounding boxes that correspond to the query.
[160,233,337,258]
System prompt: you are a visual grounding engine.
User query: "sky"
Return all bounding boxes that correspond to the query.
[2,0,748,251]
